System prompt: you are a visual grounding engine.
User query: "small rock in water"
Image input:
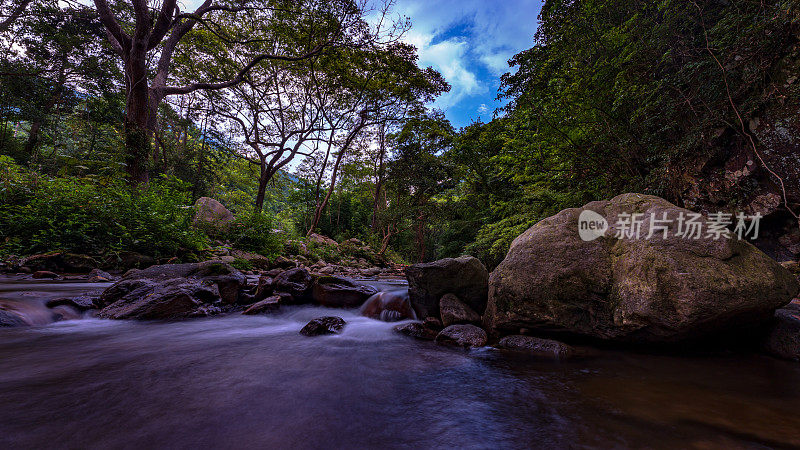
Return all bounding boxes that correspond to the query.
[46,295,98,311]
[300,316,346,336]
[243,295,281,315]
[435,324,487,348]
[496,335,575,360]
[32,271,59,279]
[394,322,437,340]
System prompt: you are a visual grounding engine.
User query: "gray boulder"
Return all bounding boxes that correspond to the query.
[193,197,234,231]
[97,278,219,320]
[97,261,247,320]
[484,194,800,343]
[439,293,481,327]
[274,268,314,303]
[435,324,487,348]
[406,256,488,320]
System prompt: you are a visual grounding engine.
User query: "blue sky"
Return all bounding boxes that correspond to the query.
[166,0,543,128]
[389,0,543,128]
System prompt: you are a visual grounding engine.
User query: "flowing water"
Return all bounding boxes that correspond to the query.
[1,276,800,449]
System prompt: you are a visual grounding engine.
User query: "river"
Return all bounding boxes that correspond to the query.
[1,277,799,448]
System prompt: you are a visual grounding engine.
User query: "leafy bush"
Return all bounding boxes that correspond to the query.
[0,159,207,257]
[225,211,282,257]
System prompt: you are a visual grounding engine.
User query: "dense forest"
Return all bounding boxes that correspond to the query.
[1,0,798,268]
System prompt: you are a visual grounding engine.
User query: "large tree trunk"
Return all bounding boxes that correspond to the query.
[123,45,152,185]
[254,166,270,213]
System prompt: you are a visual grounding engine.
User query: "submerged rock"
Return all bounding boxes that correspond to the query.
[360,291,416,322]
[300,316,346,336]
[435,324,487,348]
[762,301,800,361]
[439,293,481,327]
[46,295,98,311]
[0,309,27,328]
[406,256,488,320]
[484,194,800,343]
[394,322,438,340]
[32,271,59,279]
[496,335,575,360]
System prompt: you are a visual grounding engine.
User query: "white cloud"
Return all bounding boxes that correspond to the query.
[477,103,488,114]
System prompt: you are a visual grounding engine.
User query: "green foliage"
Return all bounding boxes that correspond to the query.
[225,212,282,257]
[0,160,207,257]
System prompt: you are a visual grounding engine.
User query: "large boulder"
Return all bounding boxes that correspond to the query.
[193,197,234,231]
[406,256,488,320]
[394,322,438,340]
[312,276,377,308]
[484,194,800,343]
[439,293,481,327]
[762,300,800,361]
[97,261,247,320]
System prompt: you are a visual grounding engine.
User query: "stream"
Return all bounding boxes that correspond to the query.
[1,276,800,448]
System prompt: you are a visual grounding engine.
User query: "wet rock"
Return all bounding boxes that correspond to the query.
[439,293,481,327]
[435,324,487,348]
[46,295,98,311]
[97,278,218,320]
[108,251,156,270]
[193,197,234,231]
[253,276,274,301]
[23,252,97,273]
[424,316,443,331]
[120,260,247,305]
[243,295,281,315]
[274,268,313,303]
[406,256,488,320]
[484,194,800,343]
[360,291,417,322]
[762,301,800,361]
[0,309,27,327]
[300,316,346,336]
[394,322,438,340]
[312,276,377,308]
[32,271,59,279]
[87,268,114,282]
[496,335,575,360]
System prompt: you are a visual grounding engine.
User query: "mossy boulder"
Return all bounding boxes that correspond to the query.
[483,193,799,343]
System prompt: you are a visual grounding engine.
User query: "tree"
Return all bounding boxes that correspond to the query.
[93,0,371,184]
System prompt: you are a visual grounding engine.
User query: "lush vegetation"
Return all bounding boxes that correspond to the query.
[1,0,798,268]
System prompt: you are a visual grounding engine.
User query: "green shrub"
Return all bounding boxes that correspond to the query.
[0,161,207,257]
[226,212,281,257]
